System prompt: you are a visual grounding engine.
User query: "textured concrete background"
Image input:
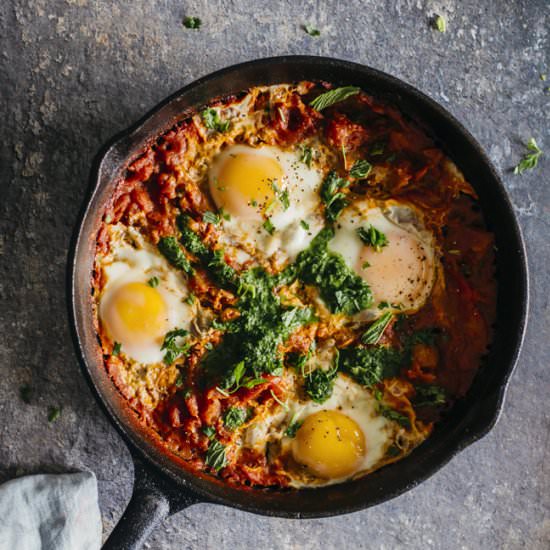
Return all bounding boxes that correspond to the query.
[0,1,548,548]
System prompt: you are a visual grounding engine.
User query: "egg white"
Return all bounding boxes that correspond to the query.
[330,200,437,320]
[208,145,325,264]
[98,225,194,364]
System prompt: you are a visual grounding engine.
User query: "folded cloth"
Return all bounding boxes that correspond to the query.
[0,472,101,550]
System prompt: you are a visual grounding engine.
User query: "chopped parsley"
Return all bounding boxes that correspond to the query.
[378,403,411,428]
[514,138,543,174]
[223,407,248,430]
[300,220,310,231]
[112,342,122,356]
[285,415,303,438]
[48,406,61,423]
[294,227,373,315]
[184,293,196,305]
[158,236,194,275]
[278,189,290,211]
[299,144,313,167]
[183,16,202,29]
[263,218,275,235]
[433,14,446,33]
[413,384,447,408]
[357,225,389,252]
[161,328,191,365]
[203,268,315,387]
[178,215,237,287]
[362,312,393,345]
[303,24,320,37]
[349,159,373,179]
[147,276,159,288]
[202,425,216,438]
[320,171,350,222]
[338,345,403,387]
[201,108,230,132]
[305,366,337,404]
[205,439,227,471]
[203,211,220,225]
[310,86,361,111]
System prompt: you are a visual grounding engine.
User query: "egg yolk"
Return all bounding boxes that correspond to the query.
[358,231,430,307]
[292,410,366,479]
[210,152,284,219]
[101,281,168,345]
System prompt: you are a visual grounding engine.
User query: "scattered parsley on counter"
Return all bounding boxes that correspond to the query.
[432,14,446,33]
[303,25,320,37]
[514,138,543,174]
[48,406,61,423]
[183,16,202,29]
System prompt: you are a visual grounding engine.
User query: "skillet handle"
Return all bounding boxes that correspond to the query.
[102,455,199,550]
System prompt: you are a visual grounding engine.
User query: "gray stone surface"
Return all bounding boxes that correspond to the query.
[1,1,548,548]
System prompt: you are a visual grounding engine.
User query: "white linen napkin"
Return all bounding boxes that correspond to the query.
[0,472,101,550]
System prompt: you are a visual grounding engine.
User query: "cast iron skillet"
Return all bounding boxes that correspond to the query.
[68,56,528,549]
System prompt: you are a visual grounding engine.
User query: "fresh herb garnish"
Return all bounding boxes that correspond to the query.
[147,276,159,288]
[112,342,122,356]
[378,403,411,428]
[514,138,543,174]
[201,108,230,132]
[175,375,184,387]
[357,225,389,252]
[19,384,32,404]
[203,211,220,225]
[433,14,446,32]
[223,407,248,430]
[263,218,275,235]
[202,425,216,438]
[205,439,227,471]
[305,366,337,404]
[349,159,373,179]
[161,328,191,365]
[204,268,315,387]
[48,406,61,423]
[294,227,373,314]
[299,144,313,167]
[184,293,196,305]
[338,345,403,387]
[310,86,361,111]
[285,415,303,438]
[278,189,290,211]
[413,384,447,408]
[303,24,320,37]
[183,16,202,29]
[300,220,310,231]
[158,236,194,275]
[320,171,350,222]
[362,312,393,345]
[178,215,237,287]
